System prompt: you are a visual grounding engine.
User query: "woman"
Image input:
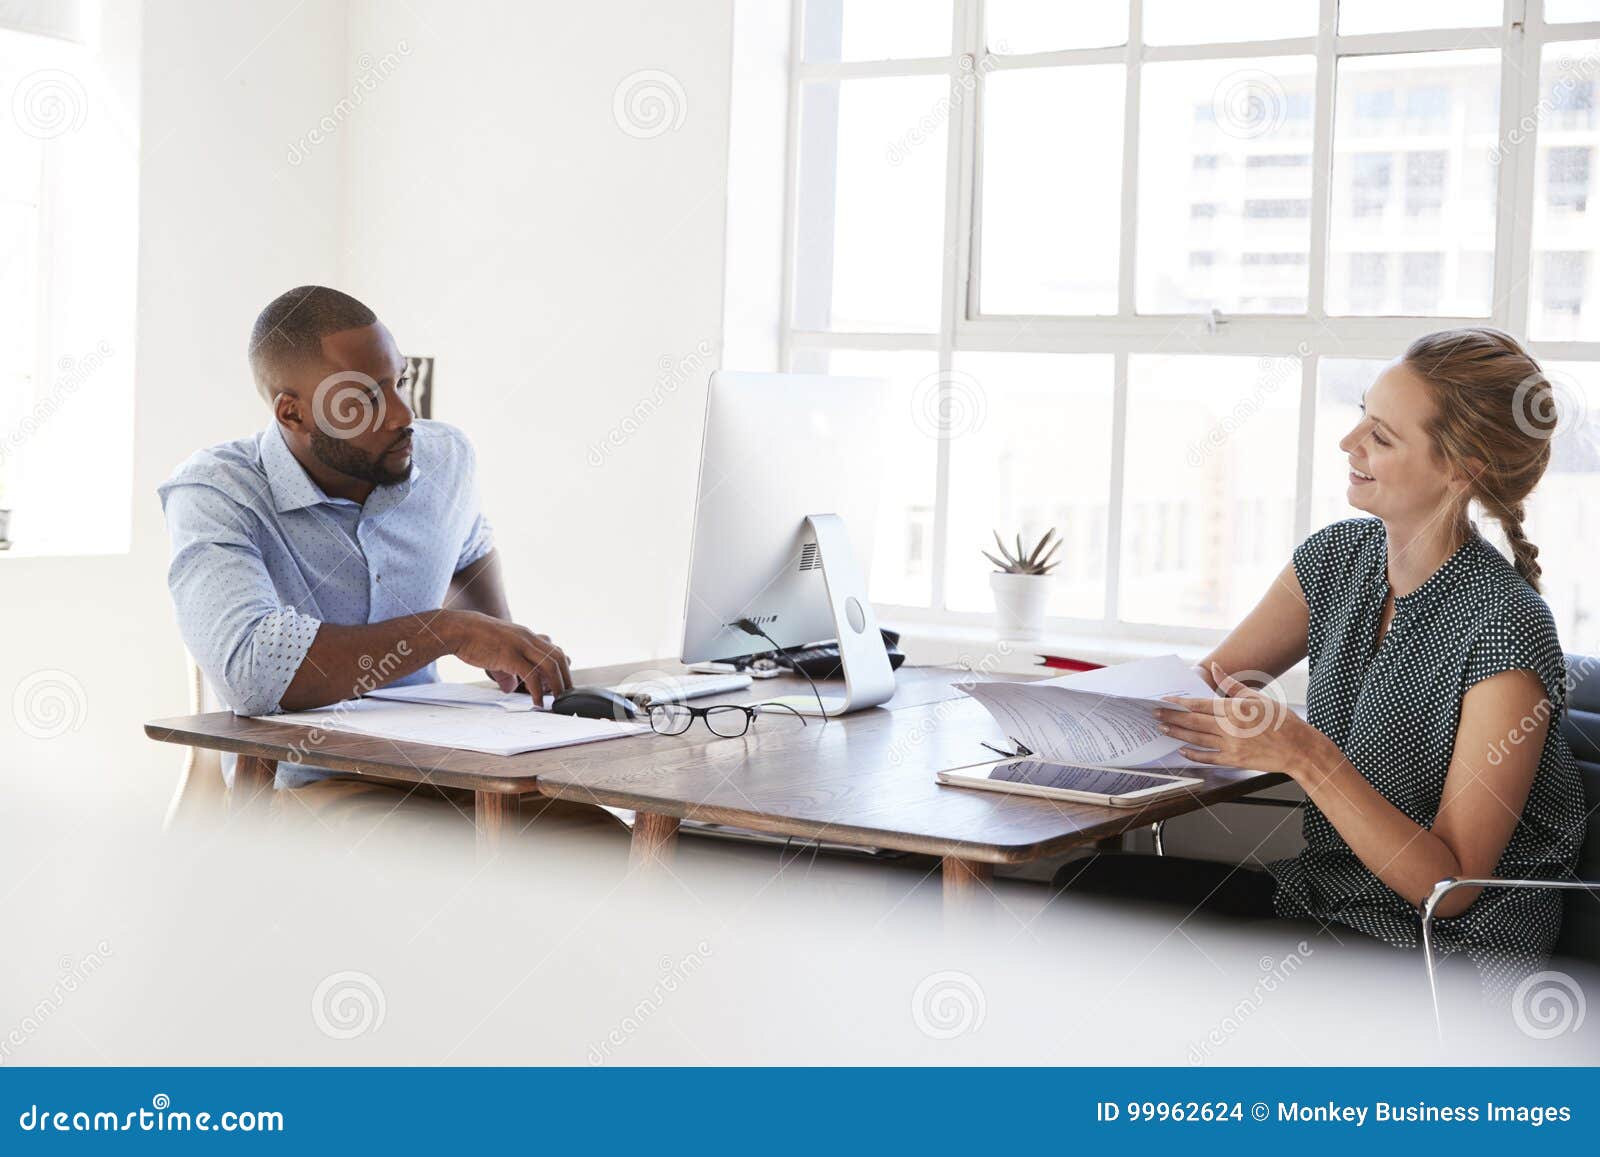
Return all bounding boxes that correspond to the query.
[1062,328,1585,994]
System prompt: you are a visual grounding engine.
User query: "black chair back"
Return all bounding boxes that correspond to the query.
[1557,653,1600,960]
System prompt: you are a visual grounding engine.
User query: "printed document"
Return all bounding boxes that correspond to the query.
[959,654,1228,770]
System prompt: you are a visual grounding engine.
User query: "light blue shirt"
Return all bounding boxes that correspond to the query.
[158,420,494,783]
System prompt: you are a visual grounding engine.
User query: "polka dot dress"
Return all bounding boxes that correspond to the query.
[1269,517,1585,998]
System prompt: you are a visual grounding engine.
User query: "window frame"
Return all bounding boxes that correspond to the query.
[780,0,1600,645]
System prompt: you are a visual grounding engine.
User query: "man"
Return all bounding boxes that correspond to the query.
[159,285,573,792]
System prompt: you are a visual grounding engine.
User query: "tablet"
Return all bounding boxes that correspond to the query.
[936,757,1201,807]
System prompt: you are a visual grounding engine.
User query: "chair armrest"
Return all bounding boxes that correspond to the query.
[1420,876,1600,1037]
[1422,875,1600,928]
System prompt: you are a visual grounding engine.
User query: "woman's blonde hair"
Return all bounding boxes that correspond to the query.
[1401,327,1555,592]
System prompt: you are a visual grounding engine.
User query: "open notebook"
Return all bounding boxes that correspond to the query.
[259,692,644,757]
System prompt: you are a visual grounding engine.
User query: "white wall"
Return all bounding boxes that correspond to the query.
[0,0,736,812]
[341,0,734,674]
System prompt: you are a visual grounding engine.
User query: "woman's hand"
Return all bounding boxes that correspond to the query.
[1154,662,1334,780]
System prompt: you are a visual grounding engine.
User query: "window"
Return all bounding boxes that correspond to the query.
[784,1,1600,651]
[1400,252,1444,314]
[1541,252,1587,320]
[1404,151,1447,217]
[1349,152,1392,217]
[1547,146,1591,212]
[0,118,41,529]
[1530,42,1600,339]
[1,16,136,557]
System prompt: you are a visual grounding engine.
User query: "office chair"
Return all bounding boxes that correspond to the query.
[1151,653,1600,1030]
[1421,652,1600,1029]
[162,653,227,829]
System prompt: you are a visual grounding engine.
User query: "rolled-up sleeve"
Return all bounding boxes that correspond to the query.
[161,484,322,716]
[457,511,495,572]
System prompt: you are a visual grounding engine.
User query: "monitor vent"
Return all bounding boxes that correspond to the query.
[798,542,821,572]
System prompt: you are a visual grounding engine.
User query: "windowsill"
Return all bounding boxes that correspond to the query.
[0,542,131,560]
[889,618,1310,706]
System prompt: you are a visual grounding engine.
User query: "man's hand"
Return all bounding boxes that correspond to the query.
[440,610,573,700]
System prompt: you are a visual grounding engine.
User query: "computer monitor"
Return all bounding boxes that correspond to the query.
[678,370,896,716]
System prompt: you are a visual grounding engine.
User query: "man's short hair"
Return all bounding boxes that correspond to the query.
[248,285,377,401]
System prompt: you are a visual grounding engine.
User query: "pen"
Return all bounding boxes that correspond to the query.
[980,740,1033,759]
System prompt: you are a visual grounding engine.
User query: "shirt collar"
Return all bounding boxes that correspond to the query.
[261,422,330,513]
[260,421,423,513]
[1386,529,1482,607]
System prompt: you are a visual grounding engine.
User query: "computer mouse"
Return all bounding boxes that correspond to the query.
[549,686,640,722]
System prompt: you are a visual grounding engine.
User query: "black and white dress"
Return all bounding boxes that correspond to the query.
[1270,517,1585,994]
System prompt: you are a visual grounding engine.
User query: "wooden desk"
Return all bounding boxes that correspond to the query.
[144,661,1286,901]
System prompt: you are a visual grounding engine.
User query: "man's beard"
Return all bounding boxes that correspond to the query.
[308,428,411,486]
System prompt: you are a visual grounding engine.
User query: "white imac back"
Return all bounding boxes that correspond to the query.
[680,370,886,665]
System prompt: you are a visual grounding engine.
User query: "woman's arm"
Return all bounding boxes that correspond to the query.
[1156,667,1550,916]
[1196,560,1310,689]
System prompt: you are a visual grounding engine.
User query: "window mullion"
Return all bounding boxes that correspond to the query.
[1306,0,1338,319]
[1116,0,1144,317]
[1106,350,1130,623]
[1496,0,1539,335]
[778,0,807,368]
[1295,352,1318,544]
[932,0,980,611]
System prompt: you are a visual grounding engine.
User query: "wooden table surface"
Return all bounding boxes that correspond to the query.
[146,659,1287,896]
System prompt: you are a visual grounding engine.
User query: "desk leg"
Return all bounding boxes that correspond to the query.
[475,791,510,861]
[230,755,276,816]
[941,856,993,907]
[630,812,680,869]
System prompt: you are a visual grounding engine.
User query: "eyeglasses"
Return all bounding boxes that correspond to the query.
[646,700,807,738]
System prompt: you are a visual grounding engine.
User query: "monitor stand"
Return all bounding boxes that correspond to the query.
[766,513,896,718]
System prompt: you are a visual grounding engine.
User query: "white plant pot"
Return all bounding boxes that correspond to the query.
[989,572,1051,640]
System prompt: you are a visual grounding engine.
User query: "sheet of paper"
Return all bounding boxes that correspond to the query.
[260,698,644,756]
[365,682,537,712]
[959,654,1228,770]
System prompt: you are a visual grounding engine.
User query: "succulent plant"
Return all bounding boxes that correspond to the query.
[984,528,1060,575]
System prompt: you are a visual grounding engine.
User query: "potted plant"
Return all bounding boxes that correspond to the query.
[984,529,1059,640]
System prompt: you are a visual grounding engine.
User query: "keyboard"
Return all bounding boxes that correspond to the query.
[606,673,753,704]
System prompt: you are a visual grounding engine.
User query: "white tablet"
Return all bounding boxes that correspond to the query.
[936,757,1202,808]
